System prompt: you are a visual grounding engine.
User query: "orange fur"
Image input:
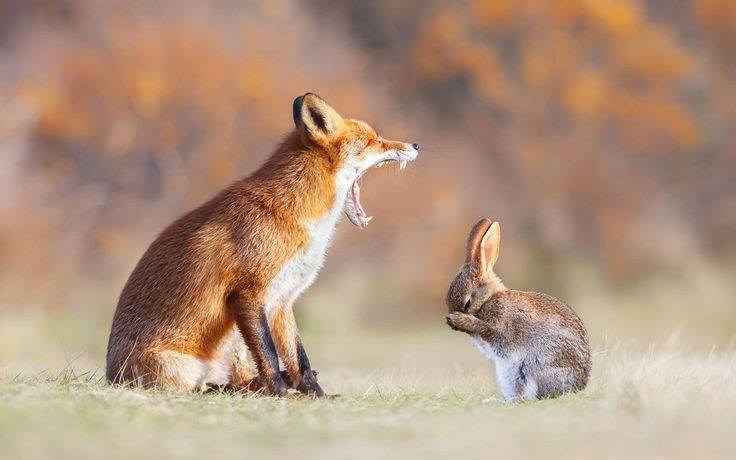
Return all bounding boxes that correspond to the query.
[270,305,300,383]
[106,93,418,393]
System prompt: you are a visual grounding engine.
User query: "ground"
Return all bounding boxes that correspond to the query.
[1,312,734,459]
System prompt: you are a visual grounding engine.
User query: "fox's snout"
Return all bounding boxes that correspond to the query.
[408,143,420,159]
[399,142,420,161]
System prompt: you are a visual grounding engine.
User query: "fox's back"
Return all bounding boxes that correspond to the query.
[107,199,238,365]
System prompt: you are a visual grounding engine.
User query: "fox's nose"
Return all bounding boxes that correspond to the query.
[412,143,420,151]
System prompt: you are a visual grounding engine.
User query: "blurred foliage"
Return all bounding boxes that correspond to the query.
[317,0,736,278]
[0,0,734,321]
[0,0,388,303]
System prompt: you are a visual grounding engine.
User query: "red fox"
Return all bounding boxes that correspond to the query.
[106,93,419,396]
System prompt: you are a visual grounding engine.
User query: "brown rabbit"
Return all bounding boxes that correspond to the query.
[445,218,591,402]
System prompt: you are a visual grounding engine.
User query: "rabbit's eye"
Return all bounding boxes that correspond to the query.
[462,296,472,311]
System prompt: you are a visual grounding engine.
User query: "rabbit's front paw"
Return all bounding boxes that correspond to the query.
[446,312,479,333]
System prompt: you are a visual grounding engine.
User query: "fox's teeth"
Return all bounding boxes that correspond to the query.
[365,216,373,222]
[400,159,407,170]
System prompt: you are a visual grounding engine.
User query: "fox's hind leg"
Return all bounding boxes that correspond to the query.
[216,328,288,393]
[219,328,257,389]
[130,350,230,392]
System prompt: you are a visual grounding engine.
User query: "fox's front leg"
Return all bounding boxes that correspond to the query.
[446,312,487,335]
[271,305,325,397]
[229,291,287,397]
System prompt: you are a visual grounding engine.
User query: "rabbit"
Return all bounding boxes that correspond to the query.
[445,218,591,402]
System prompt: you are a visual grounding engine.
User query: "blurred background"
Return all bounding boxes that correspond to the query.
[1,0,734,374]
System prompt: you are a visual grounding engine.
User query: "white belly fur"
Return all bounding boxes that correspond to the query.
[263,170,352,318]
[470,336,532,401]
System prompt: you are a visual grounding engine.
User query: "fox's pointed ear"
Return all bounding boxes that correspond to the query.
[293,95,305,127]
[466,218,493,266]
[293,93,344,144]
[480,221,501,274]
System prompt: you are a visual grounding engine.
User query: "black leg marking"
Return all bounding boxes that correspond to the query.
[295,338,325,397]
[296,339,311,374]
[233,300,287,397]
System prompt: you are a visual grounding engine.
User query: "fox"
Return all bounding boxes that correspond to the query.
[105,93,419,396]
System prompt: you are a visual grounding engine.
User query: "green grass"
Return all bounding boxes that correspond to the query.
[2,340,735,460]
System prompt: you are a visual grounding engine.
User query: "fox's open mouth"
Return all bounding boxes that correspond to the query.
[344,152,414,229]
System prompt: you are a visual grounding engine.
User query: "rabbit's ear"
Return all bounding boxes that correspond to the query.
[466,218,493,265]
[480,221,501,273]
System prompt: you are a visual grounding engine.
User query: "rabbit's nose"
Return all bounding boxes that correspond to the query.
[412,143,420,151]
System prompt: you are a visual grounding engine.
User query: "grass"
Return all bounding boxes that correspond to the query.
[1,271,735,460]
[2,338,735,459]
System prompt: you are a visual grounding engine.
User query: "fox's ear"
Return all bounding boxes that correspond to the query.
[466,218,493,266]
[480,221,501,274]
[293,93,344,143]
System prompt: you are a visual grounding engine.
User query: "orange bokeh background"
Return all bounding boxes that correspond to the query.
[1,0,734,343]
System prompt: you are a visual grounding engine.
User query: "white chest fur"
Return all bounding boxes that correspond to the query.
[263,168,353,318]
[470,336,526,401]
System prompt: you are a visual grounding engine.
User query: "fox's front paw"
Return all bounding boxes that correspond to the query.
[296,370,325,398]
[446,312,478,333]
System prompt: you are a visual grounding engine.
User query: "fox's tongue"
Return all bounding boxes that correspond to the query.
[351,179,372,227]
